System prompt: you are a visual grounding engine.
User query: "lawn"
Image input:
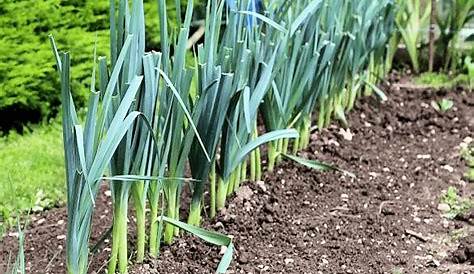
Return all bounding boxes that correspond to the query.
[0,122,64,235]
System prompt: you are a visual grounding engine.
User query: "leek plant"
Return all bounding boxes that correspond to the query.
[7,220,25,274]
[395,0,431,73]
[349,0,396,101]
[187,0,241,224]
[47,0,398,273]
[187,0,298,223]
[214,0,300,210]
[155,0,199,246]
[436,0,474,71]
[146,0,212,249]
[261,0,395,160]
[106,1,149,272]
[261,0,327,170]
[50,33,145,274]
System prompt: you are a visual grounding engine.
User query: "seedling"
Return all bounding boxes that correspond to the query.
[460,141,474,182]
[431,98,454,113]
[392,268,404,274]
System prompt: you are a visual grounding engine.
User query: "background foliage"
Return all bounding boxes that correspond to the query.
[0,0,186,133]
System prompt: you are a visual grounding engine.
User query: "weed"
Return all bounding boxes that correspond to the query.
[441,186,472,219]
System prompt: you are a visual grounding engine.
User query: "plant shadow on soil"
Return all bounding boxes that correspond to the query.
[1,75,474,274]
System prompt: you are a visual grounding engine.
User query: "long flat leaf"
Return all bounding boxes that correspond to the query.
[158,216,234,274]
[227,129,299,178]
[282,154,356,178]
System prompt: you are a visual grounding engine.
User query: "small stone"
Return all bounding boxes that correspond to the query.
[341,194,349,200]
[236,185,253,201]
[214,222,224,229]
[220,245,227,255]
[8,232,19,238]
[442,219,450,228]
[57,235,66,240]
[441,165,454,173]
[104,190,111,197]
[256,181,267,192]
[339,128,353,141]
[437,203,451,212]
[284,258,294,265]
[265,215,274,223]
[238,252,249,264]
[264,203,274,213]
[369,172,379,178]
[328,139,340,147]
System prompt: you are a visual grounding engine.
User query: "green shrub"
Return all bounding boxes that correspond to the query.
[0,0,187,132]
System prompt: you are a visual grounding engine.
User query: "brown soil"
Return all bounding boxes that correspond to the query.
[1,78,473,274]
[452,235,474,265]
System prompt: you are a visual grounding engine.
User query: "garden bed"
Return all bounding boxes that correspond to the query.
[1,78,473,273]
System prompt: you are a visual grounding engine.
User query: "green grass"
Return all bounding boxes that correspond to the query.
[414,72,470,89]
[0,122,64,235]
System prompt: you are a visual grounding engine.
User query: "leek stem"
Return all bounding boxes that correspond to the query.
[241,159,247,182]
[210,162,216,218]
[227,169,236,196]
[267,141,276,172]
[347,82,357,111]
[174,200,180,236]
[108,216,119,274]
[302,117,311,149]
[250,149,256,181]
[216,177,227,210]
[135,205,145,263]
[282,138,289,155]
[276,139,283,164]
[108,199,128,274]
[292,137,300,155]
[118,206,128,274]
[187,202,201,226]
[234,163,242,191]
[324,97,334,128]
[132,182,145,263]
[318,99,326,130]
[255,146,262,181]
[164,186,177,245]
[149,201,159,257]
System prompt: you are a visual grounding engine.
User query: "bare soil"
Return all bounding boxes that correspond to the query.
[1,76,473,274]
